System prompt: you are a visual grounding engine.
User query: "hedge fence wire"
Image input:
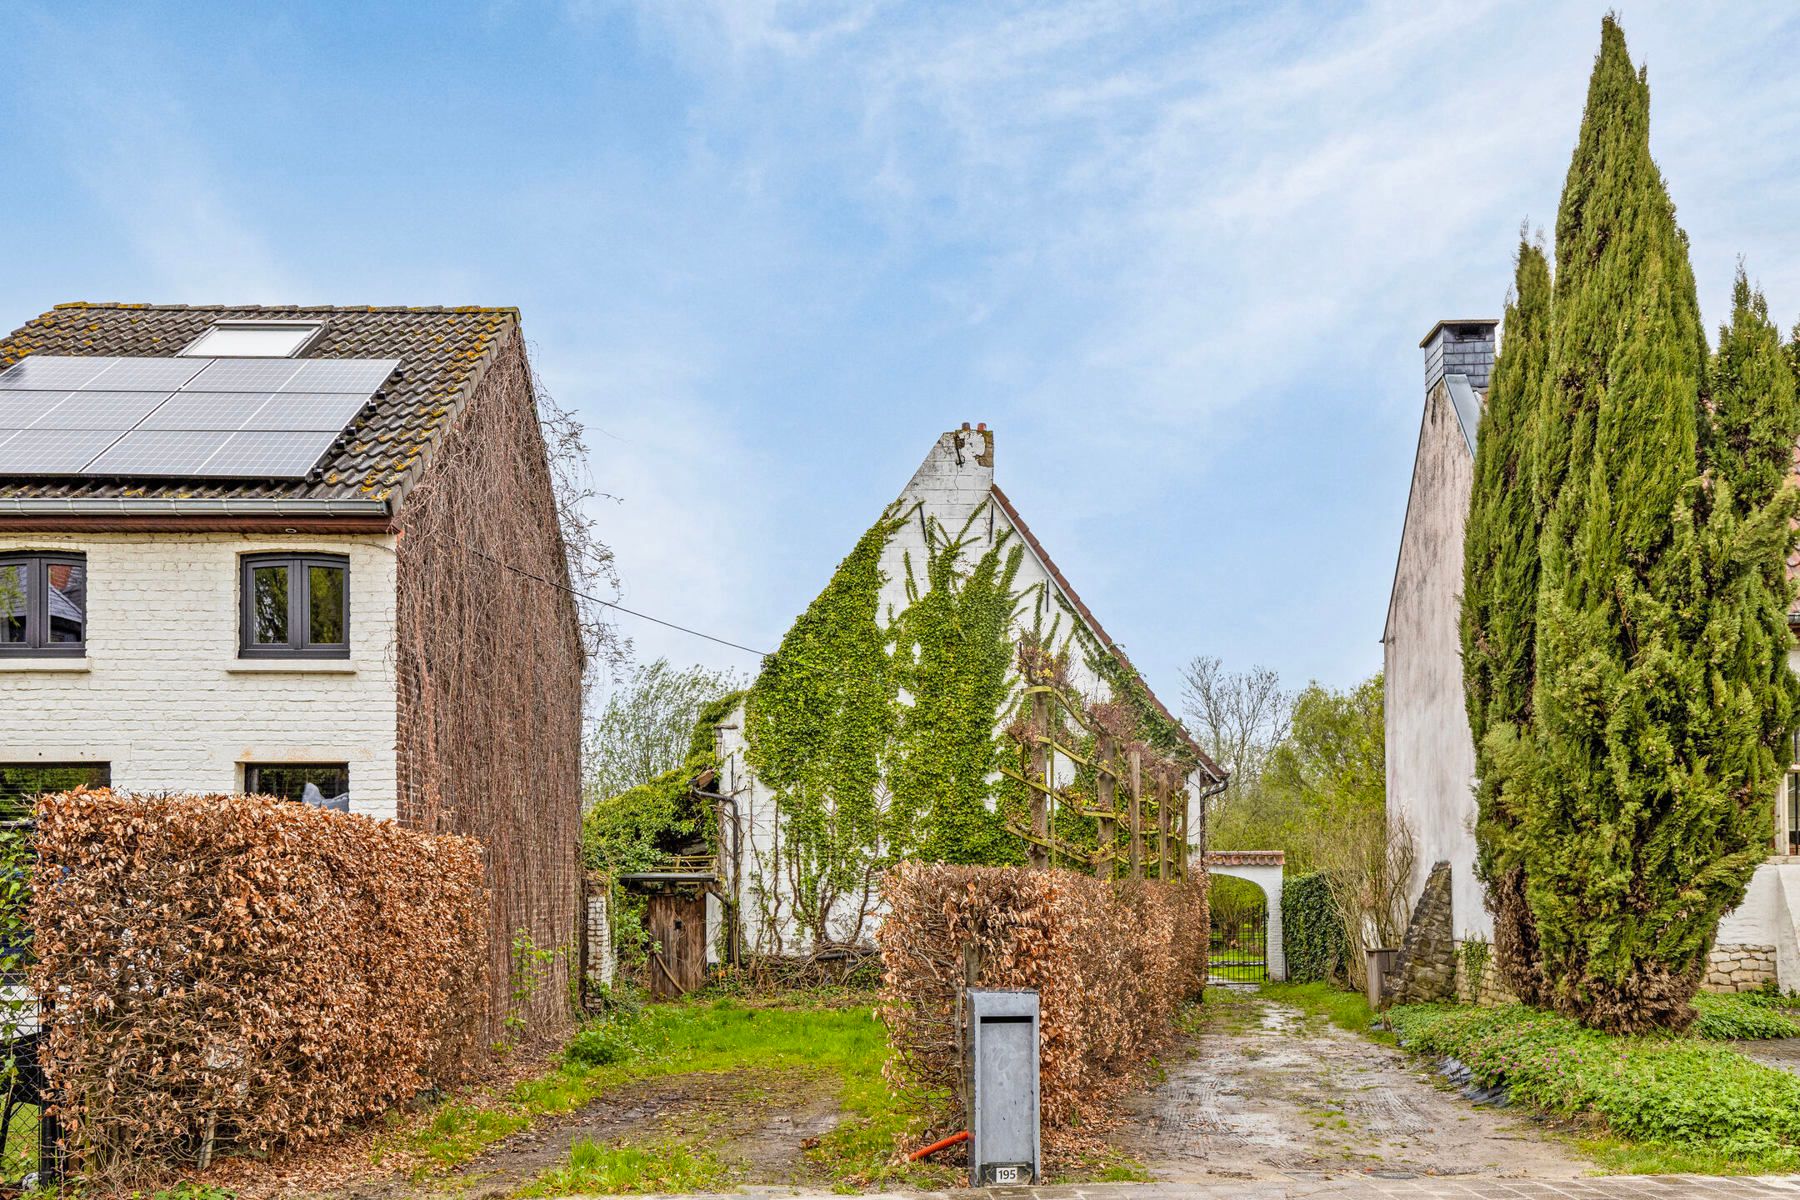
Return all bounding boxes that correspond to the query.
[31,789,488,1184]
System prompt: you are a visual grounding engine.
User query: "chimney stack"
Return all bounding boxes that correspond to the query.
[1420,319,1499,394]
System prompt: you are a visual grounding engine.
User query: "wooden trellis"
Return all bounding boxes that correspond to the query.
[1004,677,1197,881]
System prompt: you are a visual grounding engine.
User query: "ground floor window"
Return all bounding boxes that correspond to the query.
[1786,763,1800,857]
[0,763,111,820]
[243,763,349,808]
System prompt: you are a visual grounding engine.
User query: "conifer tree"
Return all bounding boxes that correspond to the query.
[1460,238,1552,1005]
[1496,17,1800,1031]
[1709,268,1800,512]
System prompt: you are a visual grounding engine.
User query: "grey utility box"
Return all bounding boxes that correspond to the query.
[966,988,1041,1186]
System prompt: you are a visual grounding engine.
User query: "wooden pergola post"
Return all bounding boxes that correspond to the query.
[1175,779,1189,881]
[1029,690,1050,870]
[1094,734,1117,879]
[1156,772,1172,881]
[1128,748,1143,880]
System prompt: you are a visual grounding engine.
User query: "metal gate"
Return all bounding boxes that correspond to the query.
[1209,906,1269,983]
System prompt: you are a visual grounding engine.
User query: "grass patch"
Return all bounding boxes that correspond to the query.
[382,992,954,1191]
[1261,981,1394,1044]
[1387,1002,1800,1172]
[512,1137,731,1197]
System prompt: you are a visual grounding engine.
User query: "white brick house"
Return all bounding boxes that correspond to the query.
[0,303,585,1035]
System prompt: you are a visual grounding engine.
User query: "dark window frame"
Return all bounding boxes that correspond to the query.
[238,552,349,658]
[0,763,111,816]
[243,762,350,803]
[0,552,88,657]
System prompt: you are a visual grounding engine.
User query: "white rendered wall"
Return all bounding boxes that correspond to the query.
[1383,381,1488,942]
[0,533,399,820]
[721,429,1204,953]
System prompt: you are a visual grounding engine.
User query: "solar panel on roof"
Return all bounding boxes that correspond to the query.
[0,352,397,479]
[180,359,306,392]
[196,430,339,477]
[0,391,73,427]
[0,357,113,391]
[0,428,127,474]
[84,429,235,476]
[83,359,209,391]
[136,392,277,431]
[243,392,371,431]
[35,392,178,430]
[278,358,398,394]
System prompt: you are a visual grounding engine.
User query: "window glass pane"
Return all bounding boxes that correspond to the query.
[246,764,349,805]
[46,561,86,644]
[308,563,345,645]
[0,564,22,645]
[0,764,111,819]
[252,564,289,644]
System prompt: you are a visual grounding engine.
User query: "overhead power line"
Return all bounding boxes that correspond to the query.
[448,536,771,658]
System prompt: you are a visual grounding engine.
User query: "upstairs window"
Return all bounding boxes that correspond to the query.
[179,321,324,358]
[0,553,87,656]
[239,553,348,658]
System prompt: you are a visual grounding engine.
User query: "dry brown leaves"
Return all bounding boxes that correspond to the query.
[875,863,1207,1135]
[31,788,490,1183]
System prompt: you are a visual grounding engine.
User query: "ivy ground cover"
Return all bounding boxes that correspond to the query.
[1387,1001,1800,1171]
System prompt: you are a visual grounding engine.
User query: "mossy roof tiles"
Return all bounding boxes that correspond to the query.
[0,303,519,503]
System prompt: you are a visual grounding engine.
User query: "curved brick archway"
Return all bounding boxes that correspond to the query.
[1205,850,1286,981]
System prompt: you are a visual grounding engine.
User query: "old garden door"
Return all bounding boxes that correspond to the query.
[645,891,707,997]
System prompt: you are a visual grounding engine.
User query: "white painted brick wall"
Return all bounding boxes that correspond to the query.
[0,532,400,820]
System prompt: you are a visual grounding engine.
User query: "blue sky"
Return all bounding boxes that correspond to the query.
[6,2,1800,707]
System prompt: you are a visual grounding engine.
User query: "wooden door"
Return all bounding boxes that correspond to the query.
[645,892,706,998]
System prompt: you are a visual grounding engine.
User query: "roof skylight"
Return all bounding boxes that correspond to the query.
[178,321,325,358]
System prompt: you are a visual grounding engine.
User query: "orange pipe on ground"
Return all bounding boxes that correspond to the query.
[906,1130,971,1161]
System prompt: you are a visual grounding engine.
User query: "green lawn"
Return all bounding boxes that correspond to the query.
[384,991,959,1193]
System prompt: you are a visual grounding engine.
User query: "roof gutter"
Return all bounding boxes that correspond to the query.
[0,496,391,516]
[0,496,393,532]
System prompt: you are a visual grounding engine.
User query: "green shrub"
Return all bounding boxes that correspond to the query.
[563,1021,640,1068]
[1281,872,1345,985]
[1388,1003,1800,1165]
[1690,993,1800,1041]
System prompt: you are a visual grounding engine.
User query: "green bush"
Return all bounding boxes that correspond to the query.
[563,1020,640,1068]
[1281,872,1345,985]
[1690,993,1800,1041]
[1388,1003,1800,1165]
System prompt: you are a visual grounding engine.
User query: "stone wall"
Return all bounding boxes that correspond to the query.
[1702,942,1777,993]
[1387,860,1455,1005]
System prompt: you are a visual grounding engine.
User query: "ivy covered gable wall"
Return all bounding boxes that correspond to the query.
[711,427,1214,954]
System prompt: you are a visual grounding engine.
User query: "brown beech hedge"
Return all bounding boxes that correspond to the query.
[876,863,1207,1132]
[31,789,488,1178]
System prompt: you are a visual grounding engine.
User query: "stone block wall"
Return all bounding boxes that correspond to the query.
[1387,860,1455,1005]
[1702,942,1777,993]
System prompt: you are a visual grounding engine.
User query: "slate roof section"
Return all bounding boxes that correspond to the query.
[988,484,1226,783]
[0,303,519,505]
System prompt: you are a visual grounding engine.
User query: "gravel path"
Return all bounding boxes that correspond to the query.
[1118,995,1589,1186]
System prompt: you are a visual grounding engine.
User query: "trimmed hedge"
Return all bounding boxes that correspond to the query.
[34,789,489,1181]
[876,863,1206,1133]
[1281,871,1346,985]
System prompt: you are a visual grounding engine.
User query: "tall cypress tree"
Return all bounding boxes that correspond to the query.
[1502,17,1799,1031]
[1461,238,1552,1006]
[1709,268,1800,512]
